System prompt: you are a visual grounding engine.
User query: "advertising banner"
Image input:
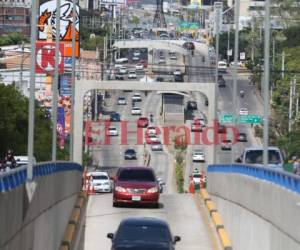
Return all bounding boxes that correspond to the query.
[38,0,80,57]
[59,74,72,96]
[57,107,65,149]
[36,41,65,74]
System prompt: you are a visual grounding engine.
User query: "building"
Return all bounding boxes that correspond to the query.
[0,0,31,36]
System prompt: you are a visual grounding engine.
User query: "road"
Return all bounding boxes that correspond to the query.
[84,194,216,250]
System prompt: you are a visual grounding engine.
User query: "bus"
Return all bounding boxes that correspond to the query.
[237,146,284,169]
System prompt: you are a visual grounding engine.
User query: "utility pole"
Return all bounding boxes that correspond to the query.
[27,0,37,182]
[70,0,77,161]
[19,41,24,92]
[281,51,285,79]
[52,0,61,161]
[263,0,271,168]
[227,24,230,64]
[288,78,294,132]
[231,0,240,164]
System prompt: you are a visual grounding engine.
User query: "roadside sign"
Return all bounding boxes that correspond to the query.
[240,52,246,60]
[220,114,235,124]
[239,114,262,124]
[227,49,232,56]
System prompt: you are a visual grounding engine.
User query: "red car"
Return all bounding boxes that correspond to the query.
[145,134,159,144]
[140,59,148,68]
[137,117,149,128]
[113,167,160,207]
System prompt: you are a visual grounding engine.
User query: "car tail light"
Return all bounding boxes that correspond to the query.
[147,187,158,193]
[115,186,127,192]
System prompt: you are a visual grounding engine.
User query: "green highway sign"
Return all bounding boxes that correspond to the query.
[239,114,262,124]
[220,114,235,124]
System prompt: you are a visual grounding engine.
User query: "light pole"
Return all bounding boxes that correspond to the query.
[263,0,271,168]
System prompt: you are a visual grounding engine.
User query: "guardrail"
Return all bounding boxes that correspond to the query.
[208,164,300,195]
[0,162,83,193]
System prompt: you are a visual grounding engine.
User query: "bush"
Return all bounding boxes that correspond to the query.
[175,162,184,193]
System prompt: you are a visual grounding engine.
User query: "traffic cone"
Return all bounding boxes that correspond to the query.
[189,180,195,193]
[88,182,95,195]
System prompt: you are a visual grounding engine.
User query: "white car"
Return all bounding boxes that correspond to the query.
[239,108,249,115]
[119,66,127,74]
[230,61,244,68]
[192,150,205,162]
[132,93,142,102]
[132,56,140,61]
[117,97,126,105]
[128,71,137,79]
[107,126,118,136]
[135,63,144,70]
[151,142,163,151]
[192,171,203,185]
[89,171,112,193]
[158,58,166,64]
[146,126,157,136]
[173,69,182,75]
[218,61,227,73]
[115,58,128,63]
[131,107,141,115]
[133,51,140,57]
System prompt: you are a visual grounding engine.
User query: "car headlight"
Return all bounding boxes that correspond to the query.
[115,186,126,192]
[147,187,158,193]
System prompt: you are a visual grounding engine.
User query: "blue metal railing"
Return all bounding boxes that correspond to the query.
[0,161,82,193]
[208,164,300,195]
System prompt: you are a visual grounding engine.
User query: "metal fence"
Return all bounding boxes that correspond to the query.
[0,161,82,193]
[208,164,300,195]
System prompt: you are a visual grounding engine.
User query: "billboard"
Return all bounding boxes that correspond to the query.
[57,107,65,149]
[59,74,72,96]
[38,0,80,57]
[36,41,65,74]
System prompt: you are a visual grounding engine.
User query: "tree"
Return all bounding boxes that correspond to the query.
[0,83,67,161]
[130,16,140,27]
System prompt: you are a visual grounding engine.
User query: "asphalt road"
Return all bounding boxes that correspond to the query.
[84,194,216,250]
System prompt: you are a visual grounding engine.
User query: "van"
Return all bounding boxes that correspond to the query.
[236,146,284,169]
[218,61,227,73]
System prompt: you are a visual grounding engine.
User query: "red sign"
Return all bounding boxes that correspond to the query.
[36,42,65,74]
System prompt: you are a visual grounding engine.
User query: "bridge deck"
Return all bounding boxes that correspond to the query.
[84,193,217,250]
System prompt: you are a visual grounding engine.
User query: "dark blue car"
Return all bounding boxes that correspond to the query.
[107,217,181,250]
[110,112,121,122]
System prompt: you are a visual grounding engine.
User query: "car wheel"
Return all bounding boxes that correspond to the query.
[113,202,118,207]
[152,203,159,209]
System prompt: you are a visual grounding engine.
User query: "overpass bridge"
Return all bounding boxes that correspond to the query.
[1,162,300,250]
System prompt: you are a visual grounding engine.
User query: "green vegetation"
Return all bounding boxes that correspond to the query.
[129,16,140,27]
[0,33,29,47]
[0,83,68,161]
[175,153,184,193]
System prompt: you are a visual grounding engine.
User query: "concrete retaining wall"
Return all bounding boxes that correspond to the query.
[0,169,82,250]
[207,173,300,250]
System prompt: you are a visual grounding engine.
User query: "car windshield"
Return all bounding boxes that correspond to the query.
[92,175,108,180]
[116,225,170,242]
[118,169,155,182]
[193,174,201,178]
[245,150,282,164]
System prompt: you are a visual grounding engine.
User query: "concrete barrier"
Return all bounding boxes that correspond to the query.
[0,162,83,250]
[207,164,300,250]
[198,189,233,250]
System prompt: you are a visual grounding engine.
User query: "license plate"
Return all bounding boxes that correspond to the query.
[132,196,141,201]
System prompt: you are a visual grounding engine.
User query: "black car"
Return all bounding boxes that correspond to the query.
[124,149,137,160]
[238,132,247,142]
[107,217,181,250]
[218,78,226,87]
[116,74,125,80]
[187,101,197,110]
[156,76,164,82]
[110,112,121,122]
[174,74,184,82]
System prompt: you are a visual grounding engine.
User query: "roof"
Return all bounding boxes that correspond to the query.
[120,217,169,227]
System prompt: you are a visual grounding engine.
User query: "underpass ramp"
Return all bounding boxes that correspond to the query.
[84,194,215,250]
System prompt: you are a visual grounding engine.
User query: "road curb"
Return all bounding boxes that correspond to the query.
[59,190,88,250]
[199,189,232,250]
